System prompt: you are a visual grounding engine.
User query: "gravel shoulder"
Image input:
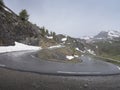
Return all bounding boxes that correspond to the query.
[0,67,120,90]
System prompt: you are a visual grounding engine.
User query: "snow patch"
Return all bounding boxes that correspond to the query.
[4,7,12,13]
[96,46,98,49]
[75,48,80,51]
[66,56,74,60]
[46,36,53,39]
[48,45,64,49]
[66,55,79,60]
[75,48,85,53]
[61,38,67,42]
[108,31,120,38]
[81,36,93,40]
[0,42,41,53]
[87,49,96,55]
[74,55,79,58]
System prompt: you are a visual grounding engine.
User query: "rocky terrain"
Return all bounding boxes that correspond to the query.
[0,5,40,46]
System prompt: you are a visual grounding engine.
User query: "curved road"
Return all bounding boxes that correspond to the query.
[0,50,120,76]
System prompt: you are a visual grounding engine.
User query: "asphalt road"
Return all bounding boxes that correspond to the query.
[0,67,120,90]
[0,50,120,76]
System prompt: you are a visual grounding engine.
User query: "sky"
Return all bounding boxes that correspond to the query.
[4,0,120,37]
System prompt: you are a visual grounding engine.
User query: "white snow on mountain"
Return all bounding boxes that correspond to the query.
[46,36,53,39]
[80,36,93,40]
[61,37,67,42]
[108,30,120,38]
[94,30,120,40]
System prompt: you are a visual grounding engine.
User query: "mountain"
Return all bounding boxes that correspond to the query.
[94,30,120,40]
[80,30,120,44]
[80,36,93,40]
[80,30,120,61]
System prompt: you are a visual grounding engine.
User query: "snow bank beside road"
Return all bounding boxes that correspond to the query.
[0,42,41,53]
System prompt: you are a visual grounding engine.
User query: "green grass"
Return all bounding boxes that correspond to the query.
[94,55,120,66]
[101,53,120,60]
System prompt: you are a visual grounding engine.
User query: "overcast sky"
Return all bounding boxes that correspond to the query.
[4,0,120,37]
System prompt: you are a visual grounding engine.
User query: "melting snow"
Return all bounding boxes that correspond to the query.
[66,55,79,60]
[108,31,120,38]
[46,36,53,39]
[74,55,79,58]
[61,38,67,42]
[75,48,85,53]
[87,49,96,55]
[4,7,12,13]
[81,36,93,40]
[75,48,80,51]
[96,46,98,49]
[66,56,74,60]
[48,45,64,49]
[0,42,41,53]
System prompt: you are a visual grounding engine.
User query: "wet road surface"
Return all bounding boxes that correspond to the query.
[0,51,120,76]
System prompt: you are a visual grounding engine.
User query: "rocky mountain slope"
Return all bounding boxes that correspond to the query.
[0,5,41,46]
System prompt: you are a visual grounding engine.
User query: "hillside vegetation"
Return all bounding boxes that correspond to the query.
[94,40,120,61]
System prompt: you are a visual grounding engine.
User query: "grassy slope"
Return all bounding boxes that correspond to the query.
[86,40,120,65]
[37,47,82,63]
